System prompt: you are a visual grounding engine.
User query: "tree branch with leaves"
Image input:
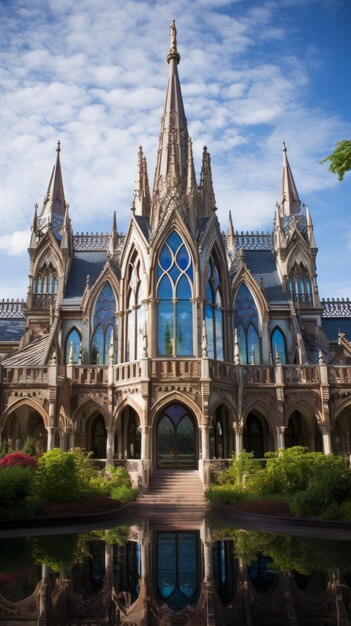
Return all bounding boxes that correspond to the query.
[321,140,351,182]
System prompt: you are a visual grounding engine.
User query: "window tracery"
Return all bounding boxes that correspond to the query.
[32,262,58,308]
[91,282,117,364]
[271,327,287,364]
[126,254,146,361]
[289,263,312,306]
[65,328,81,364]
[157,231,193,356]
[233,284,260,364]
[205,253,224,360]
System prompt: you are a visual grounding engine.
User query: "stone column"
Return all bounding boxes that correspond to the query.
[46,427,56,451]
[276,426,286,450]
[321,425,332,455]
[203,541,213,583]
[69,428,75,450]
[234,425,243,456]
[202,422,209,460]
[106,427,114,466]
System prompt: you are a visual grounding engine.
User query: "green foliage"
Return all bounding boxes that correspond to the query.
[33,448,81,503]
[0,441,8,459]
[0,466,35,518]
[92,525,130,545]
[71,448,98,485]
[263,447,327,495]
[109,484,138,501]
[321,139,351,182]
[106,465,132,487]
[21,436,37,457]
[31,534,81,571]
[206,485,244,505]
[221,451,258,488]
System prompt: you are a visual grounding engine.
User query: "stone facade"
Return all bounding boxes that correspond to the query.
[1,21,351,489]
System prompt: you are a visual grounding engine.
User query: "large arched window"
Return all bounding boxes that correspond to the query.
[157,232,193,356]
[65,328,81,364]
[205,253,224,360]
[91,282,117,364]
[233,284,260,364]
[271,327,287,364]
[32,261,58,308]
[289,263,312,306]
[126,253,146,361]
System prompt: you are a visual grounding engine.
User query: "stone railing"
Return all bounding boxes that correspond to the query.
[72,366,109,385]
[1,367,48,384]
[242,365,275,384]
[283,365,320,384]
[209,360,236,384]
[115,361,141,383]
[151,358,201,380]
[328,366,351,384]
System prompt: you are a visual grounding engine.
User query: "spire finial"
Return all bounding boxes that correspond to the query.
[167,18,180,64]
[57,140,61,153]
[283,140,286,152]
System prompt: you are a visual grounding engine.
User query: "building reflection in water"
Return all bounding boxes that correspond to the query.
[0,519,351,625]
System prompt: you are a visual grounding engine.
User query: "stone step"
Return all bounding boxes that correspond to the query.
[137,469,207,506]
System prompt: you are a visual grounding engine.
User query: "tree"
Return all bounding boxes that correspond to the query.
[321,140,351,182]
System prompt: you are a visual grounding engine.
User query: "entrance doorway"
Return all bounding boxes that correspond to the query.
[156,404,196,468]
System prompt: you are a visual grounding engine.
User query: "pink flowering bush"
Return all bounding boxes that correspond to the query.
[0,451,37,469]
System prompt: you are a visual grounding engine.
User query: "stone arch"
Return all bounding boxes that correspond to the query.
[285,402,323,452]
[153,401,199,469]
[1,398,49,453]
[232,269,270,328]
[330,399,351,455]
[242,399,276,433]
[71,398,110,457]
[150,391,202,428]
[1,397,49,428]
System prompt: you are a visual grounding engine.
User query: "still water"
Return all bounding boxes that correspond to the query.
[0,511,351,625]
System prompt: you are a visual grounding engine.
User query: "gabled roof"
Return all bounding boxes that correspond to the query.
[243,250,288,305]
[1,335,49,366]
[62,251,107,306]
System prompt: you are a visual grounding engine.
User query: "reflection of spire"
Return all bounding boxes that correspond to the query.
[133,146,150,217]
[152,19,188,199]
[200,146,216,218]
[40,141,67,220]
[278,142,300,216]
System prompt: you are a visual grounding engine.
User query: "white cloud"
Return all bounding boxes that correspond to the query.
[0,230,31,256]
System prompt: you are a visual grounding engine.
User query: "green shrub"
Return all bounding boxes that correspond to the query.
[224,451,258,489]
[106,465,131,487]
[336,500,351,520]
[71,448,98,485]
[21,436,37,457]
[33,448,81,503]
[264,447,326,495]
[31,534,81,571]
[206,485,244,505]
[0,466,35,518]
[109,484,138,502]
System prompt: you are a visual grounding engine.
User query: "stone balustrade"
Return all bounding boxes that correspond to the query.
[242,365,275,384]
[115,361,141,383]
[1,366,48,384]
[151,358,200,380]
[328,366,351,384]
[209,360,236,384]
[283,365,320,384]
[72,366,109,385]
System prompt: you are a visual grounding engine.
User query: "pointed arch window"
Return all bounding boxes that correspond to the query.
[289,264,312,306]
[233,284,260,364]
[65,328,81,364]
[205,253,224,360]
[157,232,193,356]
[91,282,117,364]
[33,261,58,308]
[271,327,287,364]
[126,253,146,362]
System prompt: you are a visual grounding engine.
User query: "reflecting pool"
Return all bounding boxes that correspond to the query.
[0,513,351,625]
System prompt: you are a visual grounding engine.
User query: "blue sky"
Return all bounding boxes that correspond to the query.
[0,0,350,299]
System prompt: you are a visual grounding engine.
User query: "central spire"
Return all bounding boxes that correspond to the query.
[152,19,189,201]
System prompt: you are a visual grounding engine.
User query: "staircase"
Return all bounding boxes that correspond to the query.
[137,469,208,507]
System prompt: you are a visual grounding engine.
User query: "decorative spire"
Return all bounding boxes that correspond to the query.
[133,146,151,217]
[60,203,72,257]
[227,210,235,250]
[107,211,118,258]
[29,203,38,251]
[38,141,67,238]
[306,205,317,250]
[152,19,188,206]
[202,320,208,358]
[199,146,216,218]
[278,142,300,216]
[186,137,196,195]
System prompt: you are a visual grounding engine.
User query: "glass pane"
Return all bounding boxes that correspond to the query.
[177,416,195,467]
[215,308,224,360]
[92,326,104,364]
[157,416,175,467]
[247,324,260,364]
[176,301,193,355]
[237,324,247,364]
[159,244,172,271]
[104,324,114,364]
[93,283,117,327]
[136,306,145,359]
[167,231,182,253]
[169,263,180,284]
[234,283,258,328]
[158,301,174,356]
[205,304,214,359]
[206,282,213,303]
[164,404,189,423]
[158,275,173,299]
[157,533,176,599]
[176,275,191,299]
[66,329,80,364]
[176,245,190,270]
[215,289,222,307]
[177,533,197,598]
[271,328,287,364]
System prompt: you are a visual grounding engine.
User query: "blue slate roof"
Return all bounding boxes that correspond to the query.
[135,216,152,242]
[243,250,288,304]
[321,318,351,341]
[0,318,26,341]
[62,251,107,305]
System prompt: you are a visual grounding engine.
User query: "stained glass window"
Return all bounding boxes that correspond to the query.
[271,327,287,364]
[65,328,81,364]
[157,232,193,356]
[289,264,312,306]
[92,282,117,364]
[233,284,260,364]
[126,254,146,361]
[157,532,198,610]
[205,254,224,360]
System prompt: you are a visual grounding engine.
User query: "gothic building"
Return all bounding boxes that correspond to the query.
[1,21,351,489]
